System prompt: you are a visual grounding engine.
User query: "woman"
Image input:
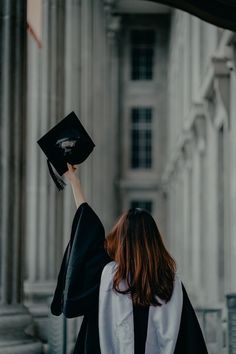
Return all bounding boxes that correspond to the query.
[50,164,208,354]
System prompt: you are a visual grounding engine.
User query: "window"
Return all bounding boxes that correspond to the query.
[130,200,153,214]
[131,107,152,169]
[130,29,155,80]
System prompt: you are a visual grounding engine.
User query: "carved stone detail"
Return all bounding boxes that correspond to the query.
[205,57,230,130]
[193,114,207,155]
[107,15,121,41]
[182,129,194,170]
[103,0,121,43]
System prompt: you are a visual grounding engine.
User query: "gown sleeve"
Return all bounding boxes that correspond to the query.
[174,283,208,354]
[50,201,112,319]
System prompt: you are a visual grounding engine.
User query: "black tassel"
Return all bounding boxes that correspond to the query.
[47,159,66,191]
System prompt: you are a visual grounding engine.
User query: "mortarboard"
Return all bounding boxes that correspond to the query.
[37,111,95,191]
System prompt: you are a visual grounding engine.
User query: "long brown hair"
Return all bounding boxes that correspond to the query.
[104,207,176,306]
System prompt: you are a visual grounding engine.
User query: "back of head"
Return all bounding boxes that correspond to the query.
[104,207,176,306]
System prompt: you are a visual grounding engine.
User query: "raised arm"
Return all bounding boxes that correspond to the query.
[51,165,112,318]
[64,162,86,208]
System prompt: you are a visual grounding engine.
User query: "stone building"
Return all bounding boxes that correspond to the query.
[0,0,236,353]
[164,12,236,306]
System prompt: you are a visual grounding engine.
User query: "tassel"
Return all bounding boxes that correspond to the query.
[47,159,66,191]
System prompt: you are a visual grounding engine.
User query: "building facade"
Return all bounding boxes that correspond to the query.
[118,12,169,238]
[164,11,236,308]
[0,0,236,353]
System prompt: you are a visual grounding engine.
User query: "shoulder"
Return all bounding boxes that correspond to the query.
[174,274,184,292]
[74,201,105,234]
[174,273,182,288]
[167,273,183,306]
[99,261,117,291]
[101,260,117,275]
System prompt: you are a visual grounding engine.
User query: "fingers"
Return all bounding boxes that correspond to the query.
[67,162,77,172]
[67,162,72,171]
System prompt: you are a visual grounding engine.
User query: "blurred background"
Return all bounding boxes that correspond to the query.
[1,0,236,353]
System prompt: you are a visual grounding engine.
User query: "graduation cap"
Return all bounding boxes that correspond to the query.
[37,111,95,191]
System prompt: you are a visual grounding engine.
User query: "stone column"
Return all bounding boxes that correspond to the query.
[174,154,184,276]
[63,0,83,351]
[47,0,66,281]
[168,176,175,252]
[200,128,209,303]
[191,126,200,299]
[24,0,51,306]
[24,0,66,346]
[204,113,219,304]
[104,11,121,223]
[192,113,206,304]
[196,113,207,302]
[86,0,121,231]
[203,57,230,303]
[0,0,42,352]
[172,170,178,260]
[178,155,185,277]
[229,44,236,292]
[183,13,191,120]
[192,17,201,102]
[168,162,177,255]
[182,147,190,284]
[91,0,109,225]
[184,137,194,295]
[80,0,93,205]
[165,174,173,251]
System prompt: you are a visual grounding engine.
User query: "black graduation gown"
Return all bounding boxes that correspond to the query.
[50,202,208,354]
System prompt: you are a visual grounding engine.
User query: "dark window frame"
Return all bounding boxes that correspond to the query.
[130,107,153,169]
[130,29,155,81]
